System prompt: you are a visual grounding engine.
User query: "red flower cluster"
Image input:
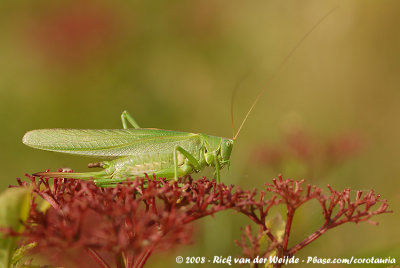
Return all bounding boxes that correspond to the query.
[9,173,390,268]
[13,174,261,267]
[235,175,391,268]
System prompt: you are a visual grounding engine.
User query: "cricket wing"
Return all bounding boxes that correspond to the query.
[22,128,200,158]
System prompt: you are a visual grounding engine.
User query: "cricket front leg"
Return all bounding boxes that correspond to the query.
[213,152,220,183]
[173,145,201,181]
[121,110,141,129]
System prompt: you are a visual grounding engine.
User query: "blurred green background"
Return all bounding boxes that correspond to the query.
[1,0,399,266]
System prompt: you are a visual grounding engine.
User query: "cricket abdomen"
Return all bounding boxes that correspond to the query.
[105,147,199,179]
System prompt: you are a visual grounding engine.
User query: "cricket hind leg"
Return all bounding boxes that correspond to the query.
[93,165,193,187]
[33,169,112,180]
[121,110,141,129]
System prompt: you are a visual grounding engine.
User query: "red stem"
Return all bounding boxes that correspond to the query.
[124,252,134,268]
[135,248,154,268]
[242,209,278,244]
[275,206,295,268]
[287,225,329,255]
[281,206,295,253]
[35,191,60,210]
[86,248,111,268]
[116,252,126,268]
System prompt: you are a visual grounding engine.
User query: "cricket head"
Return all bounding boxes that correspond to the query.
[220,138,234,165]
[202,135,234,168]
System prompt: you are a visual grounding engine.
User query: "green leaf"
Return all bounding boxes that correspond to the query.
[264,213,286,268]
[11,242,36,267]
[265,212,285,243]
[0,187,31,268]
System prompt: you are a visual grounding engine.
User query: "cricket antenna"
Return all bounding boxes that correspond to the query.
[231,71,251,139]
[233,6,338,141]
